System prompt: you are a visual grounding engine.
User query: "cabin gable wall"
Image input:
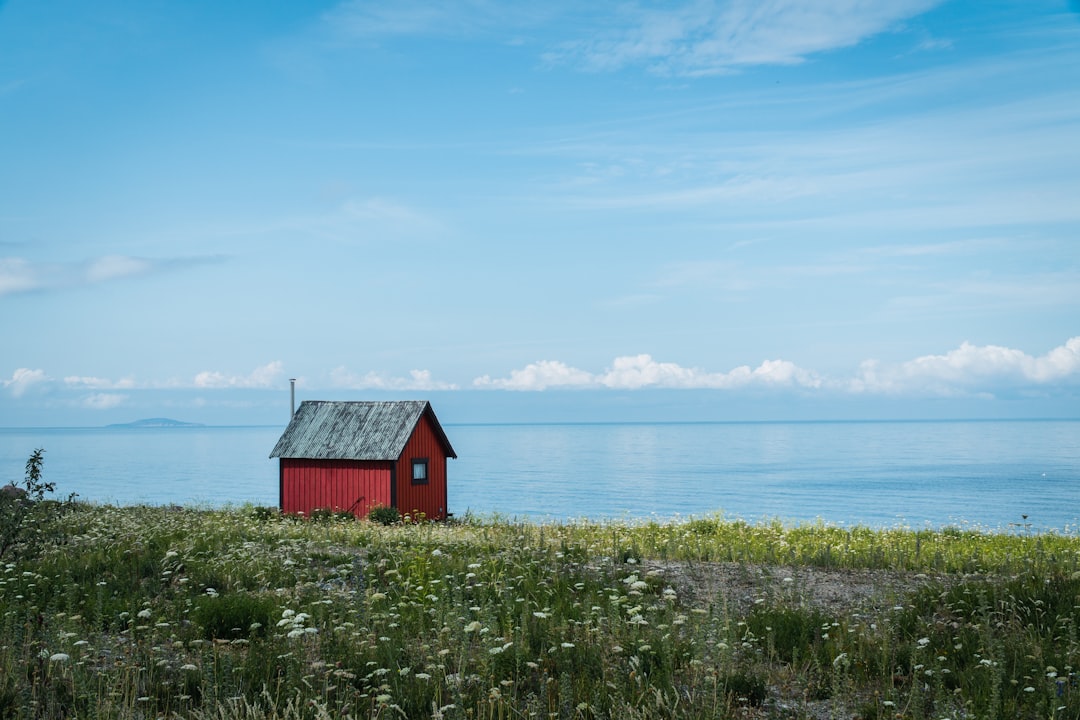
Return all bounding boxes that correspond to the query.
[393,414,449,520]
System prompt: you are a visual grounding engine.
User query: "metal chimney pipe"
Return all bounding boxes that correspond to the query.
[289,378,296,418]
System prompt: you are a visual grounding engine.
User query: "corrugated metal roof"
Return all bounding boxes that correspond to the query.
[269,400,457,460]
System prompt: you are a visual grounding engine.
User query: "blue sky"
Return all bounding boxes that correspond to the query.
[1,0,1078,425]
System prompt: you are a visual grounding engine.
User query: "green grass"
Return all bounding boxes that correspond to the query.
[2,504,1080,718]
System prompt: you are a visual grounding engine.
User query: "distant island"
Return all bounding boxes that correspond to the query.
[107,418,206,429]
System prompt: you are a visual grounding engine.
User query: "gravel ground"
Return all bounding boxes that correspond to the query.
[632,560,956,719]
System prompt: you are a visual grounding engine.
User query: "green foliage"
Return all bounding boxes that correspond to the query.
[247,505,279,521]
[308,507,355,522]
[720,670,768,706]
[193,592,278,640]
[367,504,400,525]
[747,605,834,664]
[4,507,1080,718]
[0,448,76,561]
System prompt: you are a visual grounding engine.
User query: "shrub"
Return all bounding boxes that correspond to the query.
[309,507,335,522]
[0,448,76,560]
[367,505,400,525]
[248,505,279,521]
[309,507,355,522]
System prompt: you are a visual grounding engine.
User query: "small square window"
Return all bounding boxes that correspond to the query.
[412,458,429,485]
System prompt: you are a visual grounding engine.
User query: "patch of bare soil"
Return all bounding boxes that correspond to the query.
[640,560,946,616]
[633,561,954,719]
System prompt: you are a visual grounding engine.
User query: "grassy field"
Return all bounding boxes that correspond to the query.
[3,503,1080,719]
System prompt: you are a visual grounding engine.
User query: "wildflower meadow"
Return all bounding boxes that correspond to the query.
[3,500,1080,719]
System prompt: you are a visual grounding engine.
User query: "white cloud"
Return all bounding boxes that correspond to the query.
[0,254,225,297]
[10,339,1078,408]
[314,197,444,243]
[64,375,137,390]
[322,1,942,77]
[0,258,38,295]
[476,339,1080,394]
[850,337,1080,395]
[552,0,943,76]
[84,255,153,283]
[80,393,128,410]
[598,354,701,389]
[193,362,286,389]
[474,360,594,390]
[2,368,49,397]
[474,354,823,391]
[330,366,459,391]
[323,0,549,39]
[339,197,442,234]
[601,354,824,389]
[325,1,470,37]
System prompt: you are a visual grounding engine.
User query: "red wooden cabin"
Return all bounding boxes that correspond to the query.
[270,400,457,520]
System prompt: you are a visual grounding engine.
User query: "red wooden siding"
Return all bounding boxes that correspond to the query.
[280,459,392,518]
[393,414,449,520]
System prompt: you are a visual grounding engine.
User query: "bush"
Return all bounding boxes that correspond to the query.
[0,448,76,560]
[248,505,279,521]
[309,507,356,522]
[368,505,400,525]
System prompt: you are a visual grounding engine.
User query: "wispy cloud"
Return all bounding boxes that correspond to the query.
[2,368,49,397]
[0,78,27,97]
[0,254,227,297]
[882,271,1080,319]
[10,363,287,393]
[3,371,132,410]
[329,366,459,391]
[193,362,286,389]
[64,375,138,390]
[320,0,944,77]
[547,0,943,76]
[526,61,1080,231]
[84,255,153,283]
[0,258,37,296]
[322,0,550,40]
[245,196,446,246]
[80,393,128,410]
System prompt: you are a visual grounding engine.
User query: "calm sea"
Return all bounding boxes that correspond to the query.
[0,420,1077,531]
